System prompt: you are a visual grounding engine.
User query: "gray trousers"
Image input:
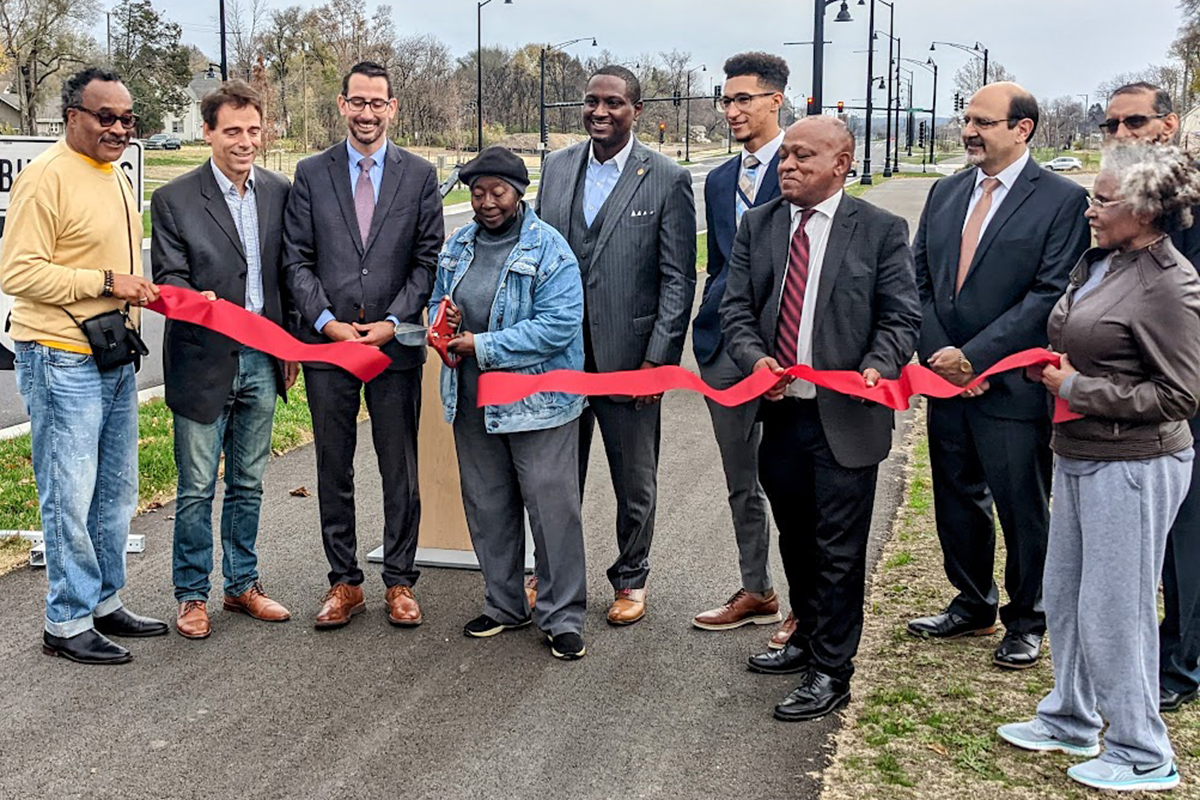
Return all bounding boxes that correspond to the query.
[1037,450,1193,767]
[579,397,661,590]
[699,347,772,594]
[453,407,586,637]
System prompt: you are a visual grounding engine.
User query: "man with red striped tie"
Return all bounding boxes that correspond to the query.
[720,116,920,722]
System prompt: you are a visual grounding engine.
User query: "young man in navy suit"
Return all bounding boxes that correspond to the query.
[691,53,792,644]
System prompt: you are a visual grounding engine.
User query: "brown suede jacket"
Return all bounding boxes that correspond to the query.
[1048,236,1200,461]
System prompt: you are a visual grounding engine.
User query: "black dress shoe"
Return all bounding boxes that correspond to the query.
[1161,686,1198,713]
[42,630,132,665]
[748,642,809,675]
[907,611,997,639]
[993,631,1042,669]
[94,607,169,638]
[774,669,851,722]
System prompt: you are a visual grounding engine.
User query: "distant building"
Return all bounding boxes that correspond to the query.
[161,72,223,140]
[0,92,64,137]
[1181,104,1200,155]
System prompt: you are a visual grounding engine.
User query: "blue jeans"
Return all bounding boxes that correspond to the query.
[14,342,138,638]
[172,347,277,602]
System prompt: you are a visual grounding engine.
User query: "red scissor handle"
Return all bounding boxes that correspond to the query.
[428,296,461,368]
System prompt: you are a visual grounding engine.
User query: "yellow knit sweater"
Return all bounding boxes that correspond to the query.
[0,140,142,351]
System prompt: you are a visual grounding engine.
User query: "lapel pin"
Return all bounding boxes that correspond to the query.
[637,168,645,176]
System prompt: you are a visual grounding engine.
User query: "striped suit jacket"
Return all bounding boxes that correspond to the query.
[536,138,696,372]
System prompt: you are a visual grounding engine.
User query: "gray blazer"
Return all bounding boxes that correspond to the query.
[720,193,921,469]
[283,140,444,371]
[536,138,696,371]
[152,161,291,423]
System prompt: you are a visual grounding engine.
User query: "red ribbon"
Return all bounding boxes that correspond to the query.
[477,348,1083,423]
[146,285,392,383]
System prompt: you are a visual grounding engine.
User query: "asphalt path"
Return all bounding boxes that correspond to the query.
[0,177,936,800]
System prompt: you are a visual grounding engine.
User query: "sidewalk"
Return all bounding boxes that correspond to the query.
[0,178,941,800]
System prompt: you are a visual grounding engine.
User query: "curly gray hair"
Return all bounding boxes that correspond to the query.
[1100,141,1200,232]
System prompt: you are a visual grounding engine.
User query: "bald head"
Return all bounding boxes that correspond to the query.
[962,81,1038,174]
[778,115,855,207]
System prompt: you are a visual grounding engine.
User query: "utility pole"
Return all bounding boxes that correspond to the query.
[218,0,228,81]
[106,13,112,63]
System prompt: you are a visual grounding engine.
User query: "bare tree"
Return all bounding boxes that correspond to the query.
[0,0,98,134]
[227,0,267,81]
[953,59,1016,98]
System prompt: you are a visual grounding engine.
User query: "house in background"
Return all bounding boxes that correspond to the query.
[0,93,20,131]
[161,72,223,140]
[0,92,64,136]
[1182,104,1200,155]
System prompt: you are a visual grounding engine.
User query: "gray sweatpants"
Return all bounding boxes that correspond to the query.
[453,405,586,637]
[699,347,772,594]
[1037,449,1194,767]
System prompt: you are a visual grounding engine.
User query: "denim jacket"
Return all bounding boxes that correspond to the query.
[430,206,585,434]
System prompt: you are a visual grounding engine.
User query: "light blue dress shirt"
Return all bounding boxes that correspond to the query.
[315,137,398,334]
[582,136,633,227]
[210,160,263,314]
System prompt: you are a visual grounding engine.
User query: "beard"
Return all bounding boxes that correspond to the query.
[963,136,986,165]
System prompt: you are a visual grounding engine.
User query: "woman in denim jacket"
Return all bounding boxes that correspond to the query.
[429,147,587,660]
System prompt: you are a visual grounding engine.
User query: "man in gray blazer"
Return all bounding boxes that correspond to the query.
[536,65,696,625]
[722,116,920,722]
[152,80,295,639]
[283,61,443,630]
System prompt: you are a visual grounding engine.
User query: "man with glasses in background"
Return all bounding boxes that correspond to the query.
[1102,82,1200,713]
[691,52,790,644]
[283,61,443,630]
[907,82,1090,671]
[1,67,167,664]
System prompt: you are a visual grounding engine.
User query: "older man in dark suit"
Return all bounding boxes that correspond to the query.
[536,65,696,626]
[152,80,295,639]
[722,116,920,721]
[283,61,443,629]
[908,83,1090,669]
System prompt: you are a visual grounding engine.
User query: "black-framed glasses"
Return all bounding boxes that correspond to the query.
[719,92,776,110]
[343,96,390,112]
[71,106,138,129]
[961,115,1019,129]
[1098,113,1168,135]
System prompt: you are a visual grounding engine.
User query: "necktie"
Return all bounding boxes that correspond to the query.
[776,209,817,368]
[956,176,1001,293]
[735,153,760,225]
[354,156,375,246]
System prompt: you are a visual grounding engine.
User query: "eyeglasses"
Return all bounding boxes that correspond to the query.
[961,115,1019,130]
[719,92,776,110]
[343,96,390,112]
[1086,194,1126,210]
[71,106,138,129]
[1098,113,1168,135]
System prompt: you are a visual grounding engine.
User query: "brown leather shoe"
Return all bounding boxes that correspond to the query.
[315,583,365,629]
[525,575,538,610]
[385,585,423,627]
[768,611,797,650]
[693,588,782,631]
[176,600,211,639]
[224,581,291,622]
[607,588,647,626]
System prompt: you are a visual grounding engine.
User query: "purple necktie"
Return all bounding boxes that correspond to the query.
[354,156,375,246]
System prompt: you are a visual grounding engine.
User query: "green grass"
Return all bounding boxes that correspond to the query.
[695,230,708,271]
[0,374,314,532]
[846,175,891,197]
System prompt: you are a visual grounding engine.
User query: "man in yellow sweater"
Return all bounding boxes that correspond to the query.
[0,67,168,664]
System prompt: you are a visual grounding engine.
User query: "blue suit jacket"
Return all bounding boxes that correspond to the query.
[692,150,781,365]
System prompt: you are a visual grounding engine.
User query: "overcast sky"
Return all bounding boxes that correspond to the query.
[139,0,1185,115]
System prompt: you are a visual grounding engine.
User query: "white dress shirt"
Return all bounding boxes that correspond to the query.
[739,129,784,197]
[962,147,1030,242]
[782,189,844,399]
[583,136,635,226]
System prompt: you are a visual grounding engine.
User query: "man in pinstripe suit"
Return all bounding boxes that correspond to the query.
[536,65,697,626]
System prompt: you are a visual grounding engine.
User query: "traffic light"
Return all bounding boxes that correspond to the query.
[713,83,722,109]
[807,96,814,109]
[672,91,681,107]
[658,121,667,143]
[918,120,926,148]
[836,101,845,113]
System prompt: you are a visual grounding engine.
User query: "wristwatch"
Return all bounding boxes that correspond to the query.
[957,351,973,374]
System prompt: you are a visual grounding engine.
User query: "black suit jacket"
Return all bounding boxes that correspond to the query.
[720,193,921,469]
[151,160,291,424]
[283,140,443,370]
[914,155,1091,420]
[692,149,781,365]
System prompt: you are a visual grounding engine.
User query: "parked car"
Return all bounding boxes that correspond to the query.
[144,133,181,150]
[1044,156,1083,172]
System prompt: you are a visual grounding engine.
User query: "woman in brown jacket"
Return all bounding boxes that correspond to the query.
[999,141,1200,793]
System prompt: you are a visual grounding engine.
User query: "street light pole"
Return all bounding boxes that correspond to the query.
[901,56,938,165]
[538,36,596,170]
[683,64,705,163]
[476,0,513,153]
[860,0,877,185]
[881,19,895,176]
[810,0,853,115]
[892,36,901,173]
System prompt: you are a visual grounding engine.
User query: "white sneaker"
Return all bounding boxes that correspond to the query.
[1067,757,1180,792]
[997,719,1101,757]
